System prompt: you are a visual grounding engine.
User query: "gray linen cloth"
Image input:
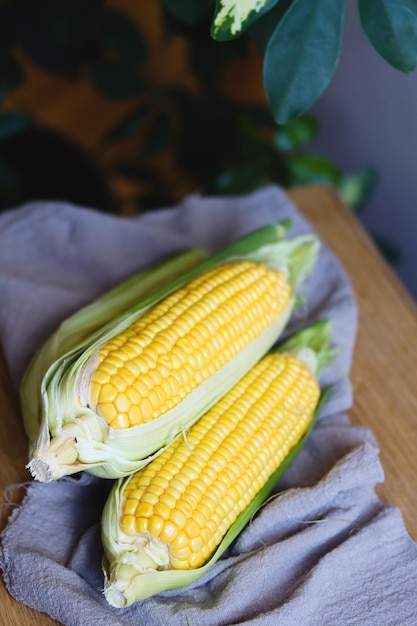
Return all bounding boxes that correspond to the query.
[0,186,416,625]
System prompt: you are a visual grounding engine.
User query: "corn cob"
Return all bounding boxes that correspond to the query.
[22,221,320,482]
[84,260,290,430]
[102,320,333,607]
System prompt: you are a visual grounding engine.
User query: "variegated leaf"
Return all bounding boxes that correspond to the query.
[212,0,280,41]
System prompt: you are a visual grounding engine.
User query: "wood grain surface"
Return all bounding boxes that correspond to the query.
[290,185,417,535]
[1,184,417,625]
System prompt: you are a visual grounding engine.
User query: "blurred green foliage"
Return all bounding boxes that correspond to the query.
[0,0,407,268]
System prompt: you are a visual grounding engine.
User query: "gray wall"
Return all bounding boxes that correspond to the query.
[310,3,417,299]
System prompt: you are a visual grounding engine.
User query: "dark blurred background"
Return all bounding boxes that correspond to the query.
[0,1,415,297]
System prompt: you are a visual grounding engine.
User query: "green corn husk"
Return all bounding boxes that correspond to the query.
[101,320,334,608]
[21,220,320,482]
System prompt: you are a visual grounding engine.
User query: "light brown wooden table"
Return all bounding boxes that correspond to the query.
[1,184,417,625]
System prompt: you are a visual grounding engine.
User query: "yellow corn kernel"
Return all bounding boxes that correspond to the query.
[89,261,290,429]
[120,351,320,570]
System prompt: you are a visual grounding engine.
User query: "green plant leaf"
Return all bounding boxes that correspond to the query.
[214,163,265,194]
[162,0,214,25]
[337,167,378,212]
[0,112,31,139]
[89,62,146,100]
[286,153,341,186]
[358,0,417,73]
[274,114,320,151]
[212,0,280,41]
[263,0,344,123]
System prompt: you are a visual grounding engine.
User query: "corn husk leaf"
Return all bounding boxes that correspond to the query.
[101,320,333,608]
[22,220,320,482]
